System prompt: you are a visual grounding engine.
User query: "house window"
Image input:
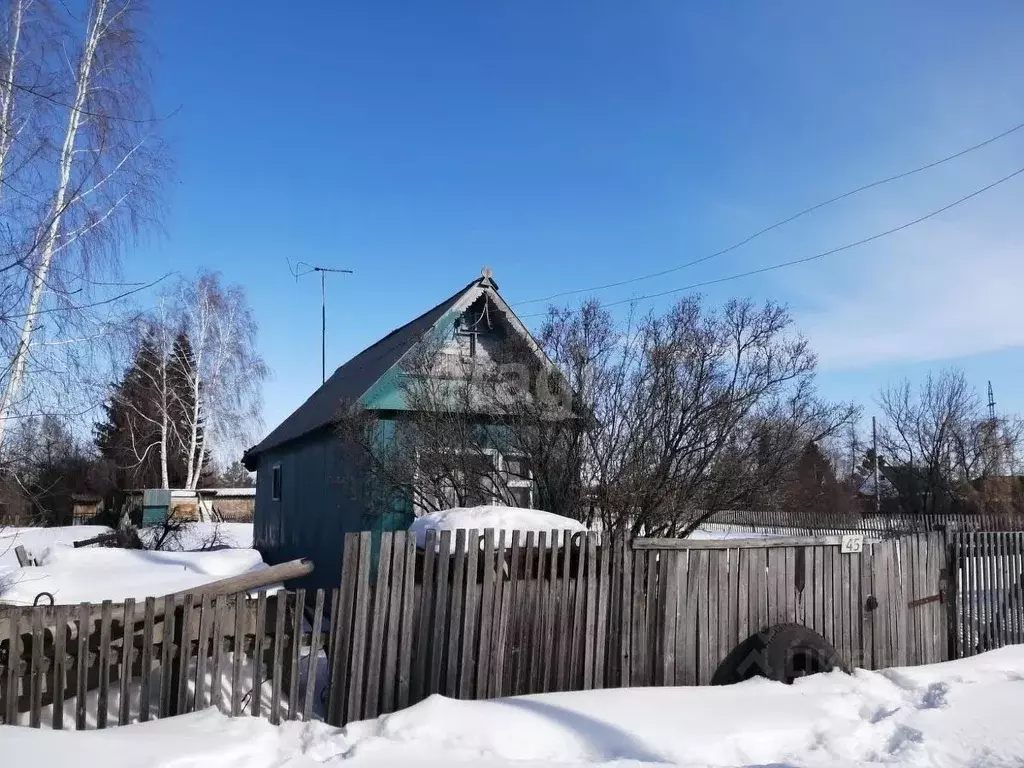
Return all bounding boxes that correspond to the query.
[502,455,534,509]
[272,464,282,501]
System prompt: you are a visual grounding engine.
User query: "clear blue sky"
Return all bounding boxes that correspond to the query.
[139,2,1024,446]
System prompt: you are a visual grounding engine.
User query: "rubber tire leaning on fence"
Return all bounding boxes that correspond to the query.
[710,623,850,686]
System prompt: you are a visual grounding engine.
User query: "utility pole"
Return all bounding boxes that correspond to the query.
[289,262,353,384]
[872,416,880,513]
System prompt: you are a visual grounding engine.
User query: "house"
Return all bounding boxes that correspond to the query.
[242,270,558,589]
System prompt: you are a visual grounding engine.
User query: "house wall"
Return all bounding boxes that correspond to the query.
[252,429,410,591]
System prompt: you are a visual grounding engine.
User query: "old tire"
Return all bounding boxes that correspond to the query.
[711,623,850,686]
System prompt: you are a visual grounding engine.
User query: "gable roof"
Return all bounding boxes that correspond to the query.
[243,271,539,466]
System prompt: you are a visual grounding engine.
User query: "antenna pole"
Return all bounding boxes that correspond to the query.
[288,261,352,386]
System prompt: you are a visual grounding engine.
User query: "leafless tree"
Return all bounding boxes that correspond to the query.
[172,271,268,488]
[876,369,1024,515]
[0,0,167,452]
[338,293,857,537]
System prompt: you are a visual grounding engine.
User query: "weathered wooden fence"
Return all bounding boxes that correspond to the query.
[5,528,1023,732]
[705,509,1024,537]
[324,529,951,726]
[950,532,1024,658]
[0,589,335,729]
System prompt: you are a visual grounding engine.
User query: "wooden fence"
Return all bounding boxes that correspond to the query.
[0,589,335,729]
[324,529,950,726]
[950,532,1024,658]
[5,528,1023,732]
[705,509,1024,537]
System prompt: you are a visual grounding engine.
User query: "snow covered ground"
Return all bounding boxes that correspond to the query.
[137,522,254,551]
[3,646,1024,766]
[0,538,268,605]
[0,525,113,568]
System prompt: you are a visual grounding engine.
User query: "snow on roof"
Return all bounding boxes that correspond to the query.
[410,506,587,551]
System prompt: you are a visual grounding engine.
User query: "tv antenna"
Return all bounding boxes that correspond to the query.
[288,260,354,384]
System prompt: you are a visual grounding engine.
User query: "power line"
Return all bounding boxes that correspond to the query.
[514,118,1024,307]
[521,164,1024,317]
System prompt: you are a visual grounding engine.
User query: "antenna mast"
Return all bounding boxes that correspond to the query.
[288,261,354,384]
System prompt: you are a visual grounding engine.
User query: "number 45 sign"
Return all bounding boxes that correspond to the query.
[841,534,864,554]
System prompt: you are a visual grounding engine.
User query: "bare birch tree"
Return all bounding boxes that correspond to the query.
[0,0,165,451]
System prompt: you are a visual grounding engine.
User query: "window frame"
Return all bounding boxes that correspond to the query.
[271,463,282,501]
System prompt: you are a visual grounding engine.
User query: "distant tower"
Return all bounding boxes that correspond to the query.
[988,381,996,421]
[983,381,1003,476]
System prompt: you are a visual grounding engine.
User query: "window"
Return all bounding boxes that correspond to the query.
[272,464,282,501]
[501,455,534,509]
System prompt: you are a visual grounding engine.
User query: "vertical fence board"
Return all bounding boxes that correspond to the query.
[251,592,267,718]
[427,531,451,698]
[366,533,393,718]
[630,547,647,686]
[504,531,523,695]
[176,595,195,717]
[528,531,547,694]
[286,591,303,720]
[303,589,326,720]
[513,531,533,695]
[554,531,572,690]
[347,532,373,722]
[594,536,610,690]
[583,534,599,689]
[459,529,481,699]
[52,604,70,730]
[328,534,359,725]
[477,530,496,698]
[232,595,247,718]
[696,549,711,685]
[445,530,467,697]
[619,539,633,688]
[159,595,177,719]
[489,530,510,697]
[396,534,417,710]
[138,599,154,724]
[270,593,286,725]
[382,534,407,713]
[29,608,43,728]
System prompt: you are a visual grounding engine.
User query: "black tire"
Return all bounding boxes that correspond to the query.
[711,623,850,686]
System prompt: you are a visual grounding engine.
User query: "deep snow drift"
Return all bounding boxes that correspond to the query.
[3,646,1024,767]
[411,506,587,551]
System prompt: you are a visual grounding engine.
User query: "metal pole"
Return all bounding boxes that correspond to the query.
[872,416,880,514]
[321,270,326,384]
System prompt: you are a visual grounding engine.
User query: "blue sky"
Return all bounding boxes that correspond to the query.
[139,2,1024,442]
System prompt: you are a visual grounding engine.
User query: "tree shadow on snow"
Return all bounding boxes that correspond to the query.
[494,697,669,764]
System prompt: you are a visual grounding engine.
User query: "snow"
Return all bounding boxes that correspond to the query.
[0,525,113,568]
[411,506,588,551]
[0,545,268,606]
[137,522,254,551]
[3,646,1024,766]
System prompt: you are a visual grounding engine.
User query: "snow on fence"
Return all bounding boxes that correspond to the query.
[950,532,1024,658]
[0,589,334,729]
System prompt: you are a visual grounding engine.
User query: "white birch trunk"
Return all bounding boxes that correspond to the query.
[0,0,25,192]
[0,0,110,450]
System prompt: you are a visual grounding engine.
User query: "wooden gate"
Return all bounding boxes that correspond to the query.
[950,532,1024,657]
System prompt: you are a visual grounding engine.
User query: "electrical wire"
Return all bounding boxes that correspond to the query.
[514,118,1024,307]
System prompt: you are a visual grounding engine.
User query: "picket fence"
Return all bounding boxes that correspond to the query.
[3,528,1024,732]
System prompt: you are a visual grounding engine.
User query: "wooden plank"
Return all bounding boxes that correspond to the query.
[875,544,891,669]
[52,604,70,730]
[823,546,835,643]
[839,551,852,668]
[696,549,712,685]
[347,531,373,721]
[426,530,451,698]
[630,545,647,685]
[458,529,481,698]
[812,546,824,634]
[270,593,286,725]
[29,607,43,728]
[236,594,251,718]
[328,533,360,725]
[676,549,694,686]
[784,547,796,624]
[303,589,326,720]
[716,548,729,670]
[895,540,907,666]
[251,592,267,717]
[95,600,113,728]
[660,549,678,687]
[593,535,610,690]
[512,531,530,695]
[913,535,926,663]
[5,608,23,726]
[542,531,562,693]
[477,529,497,698]
[445,529,467,697]
[413,529,437,704]
[193,595,212,712]
[503,531,522,695]
[366,533,394,717]
[569,534,588,689]
[996,532,1008,648]
[157,596,175,718]
[584,534,600,690]
[175,594,195,716]
[860,544,873,670]
[212,595,228,715]
[619,538,633,688]
[1012,534,1023,645]
[287,590,304,720]
[527,531,547,694]
[138,598,154,724]
[737,548,750,646]
[555,531,573,691]
[756,547,768,633]
[489,530,509,697]
[383,533,407,713]
[643,549,657,686]
[396,534,417,710]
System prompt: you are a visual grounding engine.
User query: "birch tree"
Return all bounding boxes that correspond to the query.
[0,0,165,451]
[173,272,267,487]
